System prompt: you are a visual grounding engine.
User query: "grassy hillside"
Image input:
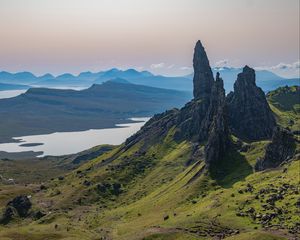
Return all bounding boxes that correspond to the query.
[0,87,299,240]
[267,86,300,132]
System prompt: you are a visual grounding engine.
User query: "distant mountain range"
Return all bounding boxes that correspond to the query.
[0,80,191,143]
[0,68,298,93]
[0,82,29,91]
[189,67,299,92]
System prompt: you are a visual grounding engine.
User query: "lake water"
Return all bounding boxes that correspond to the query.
[0,90,27,99]
[0,118,150,157]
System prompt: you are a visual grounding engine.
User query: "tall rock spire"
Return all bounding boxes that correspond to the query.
[226,66,276,140]
[193,40,214,100]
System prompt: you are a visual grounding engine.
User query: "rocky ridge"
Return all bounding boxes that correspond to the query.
[126,40,277,165]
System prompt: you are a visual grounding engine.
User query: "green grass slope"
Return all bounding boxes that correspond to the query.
[267,86,300,132]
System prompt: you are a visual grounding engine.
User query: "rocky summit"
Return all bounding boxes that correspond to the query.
[227,66,276,140]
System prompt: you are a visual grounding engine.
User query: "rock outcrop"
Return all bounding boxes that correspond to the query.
[193,40,215,102]
[255,127,296,171]
[125,108,179,149]
[226,66,276,140]
[0,195,32,224]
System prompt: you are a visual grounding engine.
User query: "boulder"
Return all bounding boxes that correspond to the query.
[0,195,32,224]
[6,195,32,217]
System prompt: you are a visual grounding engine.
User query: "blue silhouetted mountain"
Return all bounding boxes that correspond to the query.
[0,71,38,84]
[0,83,30,91]
[106,78,131,84]
[38,73,55,81]
[0,68,298,92]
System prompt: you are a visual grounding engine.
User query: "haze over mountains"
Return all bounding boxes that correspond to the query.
[0,67,299,93]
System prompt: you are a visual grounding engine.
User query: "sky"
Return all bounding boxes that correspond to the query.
[0,0,299,78]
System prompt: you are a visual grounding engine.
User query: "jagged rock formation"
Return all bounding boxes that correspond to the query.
[227,66,276,140]
[175,43,228,145]
[255,127,296,171]
[193,40,215,102]
[126,42,282,167]
[205,73,230,164]
[0,195,32,224]
[126,41,230,165]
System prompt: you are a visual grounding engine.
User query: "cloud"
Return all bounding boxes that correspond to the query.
[167,64,175,69]
[215,59,229,67]
[150,63,165,69]
[255,60,300,71]
[136,66,144,70]
[180,66,192,71]
[255,60,300,78]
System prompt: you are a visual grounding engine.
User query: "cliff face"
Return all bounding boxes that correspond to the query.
[255,127,296,171]
[226,66,276,140]
[204,73,230,164]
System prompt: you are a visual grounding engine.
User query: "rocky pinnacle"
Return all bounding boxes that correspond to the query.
[193,40,214,101]
[226,65,276,140]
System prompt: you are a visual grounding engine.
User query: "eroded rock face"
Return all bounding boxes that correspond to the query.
[227,66,276,140]
[175,98,209,141]
[125,109,179,149]
[193,40,215,102]
[205,73,230,164]
[255,127,296,171]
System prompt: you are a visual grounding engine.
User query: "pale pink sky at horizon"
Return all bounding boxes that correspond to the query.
[0,0,299,77]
